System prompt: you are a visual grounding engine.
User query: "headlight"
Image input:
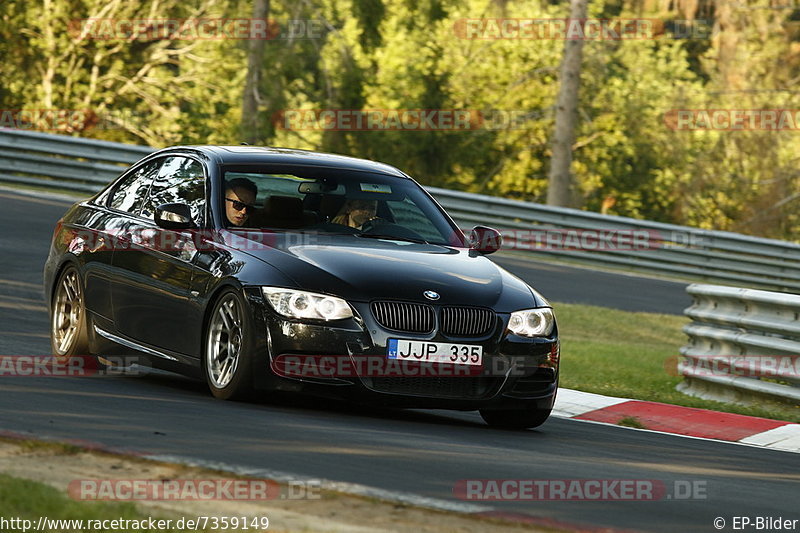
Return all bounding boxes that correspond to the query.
[508,308,555,337]
[262,288,353,320]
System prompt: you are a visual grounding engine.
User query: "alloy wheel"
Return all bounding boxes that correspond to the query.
[52,269,83,356]
[206,294,244,389]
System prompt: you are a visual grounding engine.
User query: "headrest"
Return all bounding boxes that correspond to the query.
[265,196,303,217]
[262,196,304,228]
[320,195,346,217]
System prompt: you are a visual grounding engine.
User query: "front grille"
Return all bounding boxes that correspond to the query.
[371,301,434,333]
[441,306,494,336]
[368,376,498,399]
[371,301,496,336]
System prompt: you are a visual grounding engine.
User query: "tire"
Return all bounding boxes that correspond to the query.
[479,407,552,429]
[50,266,90,362]
[204,289,254,400]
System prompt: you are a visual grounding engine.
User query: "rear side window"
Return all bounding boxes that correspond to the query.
[141,156,206,224]
[108,161,160,214]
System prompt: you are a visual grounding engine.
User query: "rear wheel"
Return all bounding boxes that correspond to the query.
[50,266,90,361]
[204,289,254,400]
[479,407,551,429]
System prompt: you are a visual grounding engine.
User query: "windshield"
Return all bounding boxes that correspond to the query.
[220,166,465,246]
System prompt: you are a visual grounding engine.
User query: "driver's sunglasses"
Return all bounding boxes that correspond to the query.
[225,198,256,212]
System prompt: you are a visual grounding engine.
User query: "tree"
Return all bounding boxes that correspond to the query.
[547,0,588,208]
[241,0,270,144]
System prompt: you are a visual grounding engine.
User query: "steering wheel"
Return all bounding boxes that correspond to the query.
[359,217,387,233]
[360,220,428,242]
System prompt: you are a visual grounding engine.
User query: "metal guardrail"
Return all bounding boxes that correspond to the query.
[431,188,800,292]
[679,284,800,405]
[3,129,800,292]
[0,129,152,193]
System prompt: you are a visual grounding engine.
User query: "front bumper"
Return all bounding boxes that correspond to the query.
[245,288,559,410]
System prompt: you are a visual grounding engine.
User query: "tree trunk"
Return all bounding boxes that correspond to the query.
[715,0,741,90]
[546,0,588,207]
[241,0,270,145]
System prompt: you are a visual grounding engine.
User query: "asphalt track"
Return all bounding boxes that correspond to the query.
[490,254,690,315]
[1,190,797,533]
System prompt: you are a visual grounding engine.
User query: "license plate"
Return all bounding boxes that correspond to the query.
[387,339,483,366]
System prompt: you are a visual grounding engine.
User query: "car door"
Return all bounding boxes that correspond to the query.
[82,160,161,329]
[111,155,207,357]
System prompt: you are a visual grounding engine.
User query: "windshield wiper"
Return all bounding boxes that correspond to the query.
[356,233,430,244]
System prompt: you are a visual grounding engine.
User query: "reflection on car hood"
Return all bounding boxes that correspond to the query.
[234,234,543,311]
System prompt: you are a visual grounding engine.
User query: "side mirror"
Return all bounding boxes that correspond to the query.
[155,203,195,230]
[469,225,502,254]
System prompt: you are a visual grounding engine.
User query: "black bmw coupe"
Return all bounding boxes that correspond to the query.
[44,146,559,428]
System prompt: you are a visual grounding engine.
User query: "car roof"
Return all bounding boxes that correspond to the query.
[150,145,409,178]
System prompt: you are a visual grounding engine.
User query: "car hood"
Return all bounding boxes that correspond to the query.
[235,234,545,311]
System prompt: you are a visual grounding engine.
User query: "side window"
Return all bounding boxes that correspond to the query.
[108,161,160,214]
[141,156,206,224]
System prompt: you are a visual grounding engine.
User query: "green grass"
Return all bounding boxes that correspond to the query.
[15,439,83,455]
[0,474,214,532]
[554,301,800,423]
[617,416,647,429]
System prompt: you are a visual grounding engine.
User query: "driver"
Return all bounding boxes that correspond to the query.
[332,199,378,229]
[224,178,257,227]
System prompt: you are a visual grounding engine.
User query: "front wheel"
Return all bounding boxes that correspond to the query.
[204,289,254,400]
[479,407,552,429]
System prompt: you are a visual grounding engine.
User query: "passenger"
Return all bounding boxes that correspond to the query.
[332,199,378,229]
[224,178,257,227]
